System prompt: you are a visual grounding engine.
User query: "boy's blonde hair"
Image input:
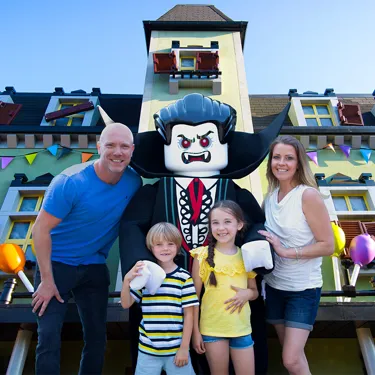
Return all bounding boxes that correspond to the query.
[146,222,182,253]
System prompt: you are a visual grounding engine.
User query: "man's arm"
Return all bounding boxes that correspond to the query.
[31,209,63,316]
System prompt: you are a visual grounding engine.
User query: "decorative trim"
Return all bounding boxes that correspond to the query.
[0,133,99,149]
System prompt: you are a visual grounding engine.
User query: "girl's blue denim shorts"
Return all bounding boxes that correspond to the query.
[265,284,321,331]
[201,334,254,349]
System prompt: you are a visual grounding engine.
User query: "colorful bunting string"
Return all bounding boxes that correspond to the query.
[338,144,351,158]
[306,151,319,166]
[82,152,94,163]
[305,143,374,164]
[360,149,372,164]
[0,142,373,171]
[0,144,98,170]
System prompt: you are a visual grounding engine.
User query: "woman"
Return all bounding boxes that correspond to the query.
[259,135,333,375]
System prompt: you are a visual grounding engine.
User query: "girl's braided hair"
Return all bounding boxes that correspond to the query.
[206,200,247,286]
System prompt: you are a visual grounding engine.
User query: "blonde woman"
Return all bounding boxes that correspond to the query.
[259,135,333,375]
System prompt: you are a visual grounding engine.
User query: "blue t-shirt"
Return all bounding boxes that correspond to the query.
[42,161,141,266]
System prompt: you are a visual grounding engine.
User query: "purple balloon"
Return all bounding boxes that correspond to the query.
[349,234,375,266]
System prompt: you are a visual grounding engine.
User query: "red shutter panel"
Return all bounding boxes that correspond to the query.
[196,52,219,71]
[362,222,375,237]
[153,52,177,74]
[45,101,94,122]
[0,101,22,125]
[338,221,365,258]
[337,102,364,126]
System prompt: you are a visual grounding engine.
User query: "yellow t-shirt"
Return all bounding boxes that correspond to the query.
[190,246,257,337]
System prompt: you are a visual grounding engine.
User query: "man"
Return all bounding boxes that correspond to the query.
[31,121,141,375]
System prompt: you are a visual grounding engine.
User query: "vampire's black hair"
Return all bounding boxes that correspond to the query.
[154,93,236,145]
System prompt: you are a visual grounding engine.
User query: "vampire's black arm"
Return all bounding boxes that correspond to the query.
[119,183,158,277]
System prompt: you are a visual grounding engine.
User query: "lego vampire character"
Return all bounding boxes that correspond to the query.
[101,93,289,374]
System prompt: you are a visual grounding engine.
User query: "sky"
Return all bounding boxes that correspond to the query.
[1,0,374,96]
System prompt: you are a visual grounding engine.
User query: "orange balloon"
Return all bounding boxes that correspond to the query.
[0,243,25,274]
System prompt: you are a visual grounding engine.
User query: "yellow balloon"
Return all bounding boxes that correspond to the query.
[331,222,346,257]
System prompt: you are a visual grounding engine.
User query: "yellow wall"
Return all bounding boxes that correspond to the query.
[147,31,245,131]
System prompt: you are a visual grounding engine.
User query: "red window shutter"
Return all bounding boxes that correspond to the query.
[362,222,375,237]
[337,102,364,126]
[45,101,94,122]
[153,52,177,74]
[0,101,22,125]
[196,52,219,71]
[338,221,365,258]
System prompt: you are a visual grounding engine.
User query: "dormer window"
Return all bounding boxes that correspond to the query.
[41,91,100,127]
[46,101,93,126]
[288,89,339,127]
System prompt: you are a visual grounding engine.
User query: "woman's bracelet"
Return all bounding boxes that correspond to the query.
[294,246,303,260]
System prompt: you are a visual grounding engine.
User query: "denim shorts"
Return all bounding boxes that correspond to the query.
[265,284,321,331]
[135,351,195,375]
[201,334,254,349]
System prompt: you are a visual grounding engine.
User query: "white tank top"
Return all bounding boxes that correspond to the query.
[263,185,323,291]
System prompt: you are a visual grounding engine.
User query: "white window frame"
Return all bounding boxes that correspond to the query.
[289,96,340,127]
[0,95,14,104]
[40,96,100,127]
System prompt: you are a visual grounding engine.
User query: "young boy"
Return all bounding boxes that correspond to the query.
[121,222,199,375]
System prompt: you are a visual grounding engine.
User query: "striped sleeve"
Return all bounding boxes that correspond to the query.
[181,276,199,308]
[130,288,142,303]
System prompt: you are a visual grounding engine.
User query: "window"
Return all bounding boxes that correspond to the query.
[4,194,44,263]
[332,194,369,212]
[52,102,85,126]
[302,104,335,127]
[288,91,340,127]
[180,56,196,71]
[41,95,100,127]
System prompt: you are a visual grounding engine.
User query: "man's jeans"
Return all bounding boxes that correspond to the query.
[34,262,110,375]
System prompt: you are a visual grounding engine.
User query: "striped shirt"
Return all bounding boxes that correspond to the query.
[130,266,199,356]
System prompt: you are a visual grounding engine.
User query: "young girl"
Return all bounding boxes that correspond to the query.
[191,200,258,375]
[121,222,199,375]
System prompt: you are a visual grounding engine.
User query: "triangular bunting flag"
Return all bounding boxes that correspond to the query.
[1,156,14,169]
[47,144,58,156]
[81,152,94,163]
[25,153,38,165]
[306,151,319,166]
[339,144,351,158]
[360,149,372,164]
[57,147,72,160]
[326,143,336,153]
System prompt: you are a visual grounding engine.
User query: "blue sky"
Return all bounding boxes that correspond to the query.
[2,0,374,95]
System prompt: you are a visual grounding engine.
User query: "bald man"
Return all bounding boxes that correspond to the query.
[32,123,141,375]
